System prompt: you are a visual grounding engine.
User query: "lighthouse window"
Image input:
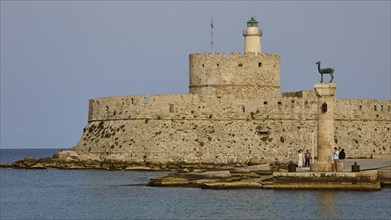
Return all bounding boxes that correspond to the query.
[258,62,262,67]
[238,63,243,67]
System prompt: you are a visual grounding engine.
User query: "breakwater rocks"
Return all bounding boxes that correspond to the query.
[0,150,280,171]
[148,164,274,189]
[0,150,164,171]
[148,167,390,191]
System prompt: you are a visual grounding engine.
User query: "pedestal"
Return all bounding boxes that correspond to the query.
[311,83,337,172]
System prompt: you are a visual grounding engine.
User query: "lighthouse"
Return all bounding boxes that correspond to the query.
[243,17,262,54]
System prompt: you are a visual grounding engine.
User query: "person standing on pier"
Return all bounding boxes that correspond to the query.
[297,149,304,171]
[304,150,311,167]
[333,147,340,172]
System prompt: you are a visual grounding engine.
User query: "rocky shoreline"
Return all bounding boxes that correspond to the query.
[1,150,390,191]
[0,150,285,171]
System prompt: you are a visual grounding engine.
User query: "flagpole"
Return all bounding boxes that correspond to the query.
[211,17,214,54]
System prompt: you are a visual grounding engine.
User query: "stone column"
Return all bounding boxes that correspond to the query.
[311,83,336,172]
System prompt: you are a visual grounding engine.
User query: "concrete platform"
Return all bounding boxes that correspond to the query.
[268,170,381,191]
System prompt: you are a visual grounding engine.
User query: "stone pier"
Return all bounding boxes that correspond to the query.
[311,83,337,172]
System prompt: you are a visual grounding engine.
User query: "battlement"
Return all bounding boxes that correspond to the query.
[189,52,280,61]
[282,90,317,99]
[87,93,391,123]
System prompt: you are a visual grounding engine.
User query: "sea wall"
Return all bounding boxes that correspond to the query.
[71,93,391,165]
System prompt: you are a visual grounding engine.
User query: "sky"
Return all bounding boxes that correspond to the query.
[1,1,390,149]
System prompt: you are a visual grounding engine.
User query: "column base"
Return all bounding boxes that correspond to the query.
[310,161,334,172]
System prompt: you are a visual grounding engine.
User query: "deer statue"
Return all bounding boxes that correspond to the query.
[316,61,335,83]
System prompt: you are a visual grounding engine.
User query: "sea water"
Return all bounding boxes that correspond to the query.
[1,149,390,220]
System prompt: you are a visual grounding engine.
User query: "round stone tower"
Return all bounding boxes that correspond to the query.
[243,17,262,54]
[188,18,280,98]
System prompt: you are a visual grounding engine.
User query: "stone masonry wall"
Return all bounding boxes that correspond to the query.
[72,94,391,165]
[189,52,280,98]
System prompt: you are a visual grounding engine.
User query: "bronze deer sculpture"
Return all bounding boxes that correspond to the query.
[316,61,335,83]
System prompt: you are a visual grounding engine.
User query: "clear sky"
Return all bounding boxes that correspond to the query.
[1,1,390,149]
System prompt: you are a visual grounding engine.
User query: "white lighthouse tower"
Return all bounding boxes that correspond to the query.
[243,17,262,54]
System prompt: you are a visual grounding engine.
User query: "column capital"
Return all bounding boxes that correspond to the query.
[314,83,337,97]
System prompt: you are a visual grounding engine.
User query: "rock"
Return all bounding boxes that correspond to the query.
[53,150,80,162]
[201,181,263,189]
[30,163,46,169]
[23,156,37,166]
[125,166,152,171]
[77,153,101,162]
[231,164,271,173]
[148,176,189,186]
[248,156,267,165]
[183,170,231,179]
[378,170,391,185]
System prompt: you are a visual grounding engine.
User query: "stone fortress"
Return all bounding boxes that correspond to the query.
[72,18,390,166]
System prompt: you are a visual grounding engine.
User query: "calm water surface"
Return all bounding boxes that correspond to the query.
[1,149,390,220]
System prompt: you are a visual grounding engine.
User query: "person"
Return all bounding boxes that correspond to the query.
[304,150,311,167]
[297,149,303,171]
[339,149,346,160]
[333,147,340,172]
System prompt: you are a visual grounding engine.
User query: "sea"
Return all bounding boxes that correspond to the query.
[0,149,390,220]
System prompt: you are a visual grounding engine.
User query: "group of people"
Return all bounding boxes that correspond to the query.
[296,148,346,171]
[297,149,311,171]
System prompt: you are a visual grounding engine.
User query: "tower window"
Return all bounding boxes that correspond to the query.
[278,101,282,105]
[238,63,243,67]
[359,105,362,111]
[380,105,383,111]
[258,62,262,67]
[374,105,377,111]
[169,104,174,113]
[202,64,205,68]
[241,105,246,112]
[263,101,268,105]
[131,98,134,104]
[217,63,220,67]
[144,97,148,104]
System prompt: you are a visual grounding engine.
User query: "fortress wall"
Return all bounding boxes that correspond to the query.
[73,115,318,165]
[73,94,390,165]
[189,52,280,98]
[334,99,391,157]
[87,94,318,122]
